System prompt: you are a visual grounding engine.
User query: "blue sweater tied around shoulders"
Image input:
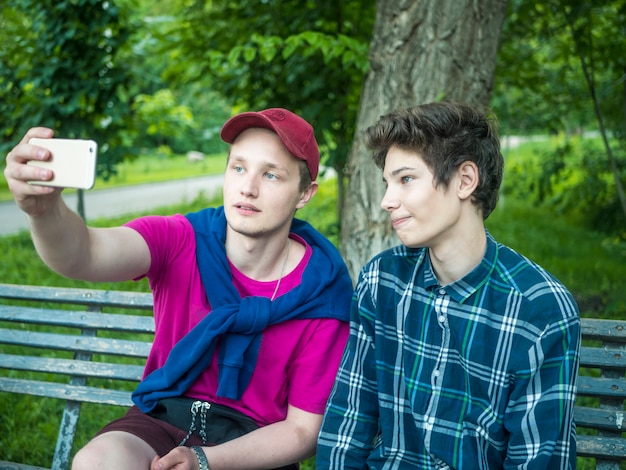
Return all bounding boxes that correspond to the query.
[132,207,353,412]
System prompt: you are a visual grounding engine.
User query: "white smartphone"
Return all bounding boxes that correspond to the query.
[27,138,98,190]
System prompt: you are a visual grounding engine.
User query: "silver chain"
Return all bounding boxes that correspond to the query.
[178,400,211,446]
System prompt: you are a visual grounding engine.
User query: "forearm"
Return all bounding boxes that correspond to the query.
[152,409,321,470]
[202,413,320,469]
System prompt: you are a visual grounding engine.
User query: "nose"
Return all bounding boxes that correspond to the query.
[380,186,399,212]
[240,173,259,198]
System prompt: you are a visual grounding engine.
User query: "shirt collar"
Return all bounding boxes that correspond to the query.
[422,230,498,304]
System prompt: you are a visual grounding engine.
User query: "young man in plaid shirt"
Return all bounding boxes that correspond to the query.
[317,102,580,469]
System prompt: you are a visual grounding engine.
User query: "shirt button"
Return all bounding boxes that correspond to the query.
[433,370,440,377]
[438,288,446,296]
[438,315,445,323]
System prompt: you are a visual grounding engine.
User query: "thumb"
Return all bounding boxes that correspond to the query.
[150,454,164,470]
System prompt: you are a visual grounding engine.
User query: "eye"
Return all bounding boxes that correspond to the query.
[233,165,244,174]
[401,175,414,184]
[265,172,279,181]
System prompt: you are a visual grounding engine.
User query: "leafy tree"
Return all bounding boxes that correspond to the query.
[559,0,626,226]
[150,0,374,218]
[0,0,135,181]
[133,89,194,150]
[494,0,626,235]
[110,0,233,157]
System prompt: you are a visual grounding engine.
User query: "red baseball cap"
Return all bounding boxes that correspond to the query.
[220,108,320,180]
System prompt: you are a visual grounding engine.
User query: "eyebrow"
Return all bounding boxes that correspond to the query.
[383,166,416,181]
[390,166,416,177]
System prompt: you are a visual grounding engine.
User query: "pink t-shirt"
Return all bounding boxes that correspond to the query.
[126,214,349,425]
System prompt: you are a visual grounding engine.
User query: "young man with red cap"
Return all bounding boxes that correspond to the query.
[4,108,352,470]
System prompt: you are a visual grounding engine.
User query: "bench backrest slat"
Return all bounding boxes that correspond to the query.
[574,406,626,432]
[580,346,626,370]
[0,328,152,358]
[0,305,154,333]
[576,375,626,401]
[0,376,134,406]
[0,283,153,309]
[0,353,144,381]
[577,435,626,460]
[581,319,626,342]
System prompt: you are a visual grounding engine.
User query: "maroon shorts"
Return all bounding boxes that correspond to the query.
[96,406,205,457]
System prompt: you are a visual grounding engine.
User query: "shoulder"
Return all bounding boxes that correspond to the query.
[359,244,426,284]
[354,245,427,311]
[124,214,196,264]
[493,241,579,323]
[125,214,193,237]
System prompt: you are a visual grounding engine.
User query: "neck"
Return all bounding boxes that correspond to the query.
[429,226,486,286]
[225,232,294,282]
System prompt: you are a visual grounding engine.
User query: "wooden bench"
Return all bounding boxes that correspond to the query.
[576,319,626,469]
[0,283,624,469]
[0,283,153,470]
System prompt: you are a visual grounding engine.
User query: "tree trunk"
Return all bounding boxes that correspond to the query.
[340,0,509,280]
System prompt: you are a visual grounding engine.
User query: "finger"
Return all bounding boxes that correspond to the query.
[20,127,54,145]
[14,179,58,195]
[155,447,189,470]
[4,152,54,184]
[7,128,55,166]
[6,141,51,168]
[150,454,163,470]
[155,447,198,470]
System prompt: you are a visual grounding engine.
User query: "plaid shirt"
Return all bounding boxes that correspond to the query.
[318,233,580,469]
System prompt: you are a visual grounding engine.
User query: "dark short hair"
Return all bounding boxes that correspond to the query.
[365,101,503,219]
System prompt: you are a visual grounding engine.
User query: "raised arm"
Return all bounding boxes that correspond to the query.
[4,127,150,282]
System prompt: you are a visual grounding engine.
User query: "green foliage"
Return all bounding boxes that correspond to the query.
[493,0,625,137]
[133,89,195,148]
[298,177,341,246]
[502,135,626,239]
[155,0,375,207]
[0,0,136,179]
[0,0,229,181]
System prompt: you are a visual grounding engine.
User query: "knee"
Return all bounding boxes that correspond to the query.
[71,432,155,470]
[72,441,103,470]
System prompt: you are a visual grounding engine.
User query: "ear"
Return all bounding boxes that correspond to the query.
[296,181,319,209]
[457,161,479,201]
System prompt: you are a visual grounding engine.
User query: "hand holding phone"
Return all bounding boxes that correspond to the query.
[27,138,98,190]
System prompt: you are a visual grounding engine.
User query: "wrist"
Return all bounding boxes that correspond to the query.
[191,446,210,470]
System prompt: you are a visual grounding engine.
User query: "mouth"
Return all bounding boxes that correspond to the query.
[391,216,410,228]
[234,203,260,214]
